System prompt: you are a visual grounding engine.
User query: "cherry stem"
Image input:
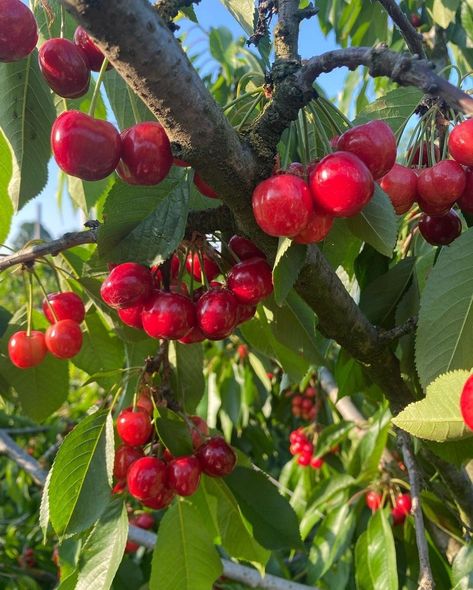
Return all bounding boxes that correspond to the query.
[60,5,65,39]
[26,272,34,338]
[31,269,59,323]
[196,248,210,289]
[127,86,142,124]
[88,58,109,118]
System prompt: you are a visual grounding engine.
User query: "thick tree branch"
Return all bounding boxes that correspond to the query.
[274,0,301,64]
[376,0,425,57]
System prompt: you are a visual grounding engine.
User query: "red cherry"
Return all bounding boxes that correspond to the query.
[0,0,38,62]
[117,407,153,446]
[136,392,154,415]
[417,160,466,213]
[116,122,172,186]
[236,302,257,324]
[301,398,313,411]
[237,344,248,360]
[365,490,382,511]
[309,152,374,217]
[101,263,152,309]
[142,291,196,340]
[167,455,202,496]
[336,120,396,179]
[394,493,412,515]
[38,38,90,99]
[410,13,421,27]
[449,120,473,166]
[292,210,333,244]
[42,291,85,324]
[189,415,209,449]
[407,144,440,167]
[391,506,406,525]
[292,394,303,407]
[196,288,238,340]
[228,235,266,261]
[297,453,311,466]
[117,303,145,330]
[178,325,206,344]
[305,386,317,398]
[194,172,218,199]
[131,513,155,530]
[379,163,418,215]
[418,209,462,246]
[142,486,175,510]
[113,445,144,480]
[285,162,306,178]
[151,254,180,287]
[51,111,121,181]
[8,331,47,368]
[73,26,110,72]
[185,252,220,283]
[310,456,325,469]
[457,168,473,215]
[45,320,82,359]
[227,257,273,305]
[252,174,313,237]
[197,437,237,477]
[460,374,473,431]
[126,456,167,502]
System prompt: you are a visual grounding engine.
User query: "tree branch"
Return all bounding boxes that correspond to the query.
[376,0,425,57]
[379,316,418,343]
[0,431,47,486]
[274,0,301,64]
[153,0,201,31]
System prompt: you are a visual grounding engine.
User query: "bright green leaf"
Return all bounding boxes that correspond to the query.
[273,238,307,306]
[169,341,205,413]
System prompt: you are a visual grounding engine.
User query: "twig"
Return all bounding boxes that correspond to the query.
[2,426,51,435]
[379,316,418,343]
[248,0,276,47]
[0,431,47,486]
[376,0,425,57]
[154,0,201,31]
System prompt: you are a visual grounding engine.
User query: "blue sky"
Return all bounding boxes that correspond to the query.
[8,1,343,243]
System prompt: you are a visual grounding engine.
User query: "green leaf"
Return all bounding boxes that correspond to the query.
[392,370,472,441]
[315,421,354,457]
[349,407,391,482]
[452,544,473,590]
[49,411,114,538]
[425,438,473,467]
[219,0,256,35]
[416,229,473,388]
[355,531,372,590]
[103,70,154,130]
[169,341,205,413]
[273,238,307,305]
[431,0,461,28]
[149,500,223,590]
[155,407,193,456]
[225,466,302,550]
[39,471,52,541]
[0,52,56,209]
[0,131,13,243]
[67,175,112,214]
[366,509,398,590]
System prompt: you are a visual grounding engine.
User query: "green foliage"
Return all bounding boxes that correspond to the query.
[272,238,307,306]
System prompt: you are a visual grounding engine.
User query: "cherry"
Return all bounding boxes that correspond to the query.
[293,210,333,244]
[131,513,155,530]
[0,0,38,62]
[285,161,306,178]
[194,172,218,199]
[227,257,273,305]
[379,163,418,215]
[43,291,85,324]
[418,209,462,246]
[73,26,110,72]
[126,456,167,502]
[197,437,237,477]
[136,391,154,415]
[8,331,47,369]
[310,456,325,469]
[196,288,238,340]
[178,325,206,344]
[185,252,220,283]
[167,455,202,496]
[142,486,175,510]
[237,344,248,360]
[449,120,473,166]
[305,386,317,398]
[252,174,313,237]
[113,445,144,480]
[116,122,172,186]
[407,144,440,167]
[394,493,412,517]
[116,407,153,446]
[297,454,311,466]
[309,152,374,217]
[417,160,466,213]
[100,263,153,309]
[38,38,90,99]
[189,415,209,449]
[142,291,196,340]
[236,302,257,324]
[365,490,382,511]
[51,111,121,181]
[410,13,422,27]
[460,374,473,431]
[457,168,473,214]
[228,235,266,261]
[117,303,145,330]
[336,120,396,179]
[45,319,82,359]
[151,254,180,286]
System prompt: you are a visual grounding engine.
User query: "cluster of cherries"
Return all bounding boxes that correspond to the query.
[287,386,318,421]
[100,236,272,343]
[113,396,236,510]
[8,291,85,369]
[365,489,412,526]
[288,428,325,470]
[125,512,155,554]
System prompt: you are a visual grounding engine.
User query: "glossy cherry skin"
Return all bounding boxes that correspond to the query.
[236,302,257,324]
[8,331,47,369]
[142,291,196,340]
[310,456,325,469]
[117,407,153,447]
[73,26,110,72]
[293,210,333,244]
[113,445,144,480]
[116,122,172,186]
[252,174,313,237]
[45,320,82,359]
[457,168,473,215]
[228,235,266,261]
[189,415,209,449]
[178,325,206,344]
[227,257,273,305]
[167,455,202,496]
[0,0,38,62]
[185,252,220,283]
[118,303,145,330]
[132,513,155,530]
[460,374,473,431]
[379,163,418,215]
[395,493,412,515]
[336,120,396,179]
[449,119,473,166]
[142,486,175,510]
[51,111,121,181]
[418,209,462,246]
[38,39,90,99]
[391,506,407,526]
[136,392,154,415]
[101,263,153,309]
[417,160,466,213]
[126,457,167,502]
[309,152,374,217]
[196,288,238,340]
[194,172,218,199]
[197,437,237,477]
[43,291,85,324]
[365,490,383,511]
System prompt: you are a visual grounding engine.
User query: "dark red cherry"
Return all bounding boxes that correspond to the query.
[113,445,144,480]
[252,174,313,237]
[394,493,412,515]
[310,456,325,469]
[407,144,440,167]
[194,172,219,199]
[460,374,473,431]
[309,152,374,217]
[0,0,38,62]
[51,111,121,181]
[100,263,152,309]
[189,415,209,449]
[142,486,175,510]
[228,235,266,261]
[457,168,473,214]
[73,26,110,72]
[336,120,396,179]
[417,160,466,212]
[131,513,155,530]
[126,456,167,502]
[449,120,473,166]
[38,38,90,99]
[185,252,220,283]
[45,319,82,359]
[118,303,145,330]
[142,291,196,340]
[410,13,421,27]
[292,210,333,244]
[379,163,418,215]
[197,437,237,477]
[8,331,47,369]
[167,455,202,496]
[116,122,172,186]
[236,302,257,324]
[227,257,273,305]
[391,506,406,525]
[42,291,85,324]
[177,325,206,344]
[151,254,180,287]
[365,490,382,511]
[418,209,462,246]
[117,407,153,447]
[196,288,238,340]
